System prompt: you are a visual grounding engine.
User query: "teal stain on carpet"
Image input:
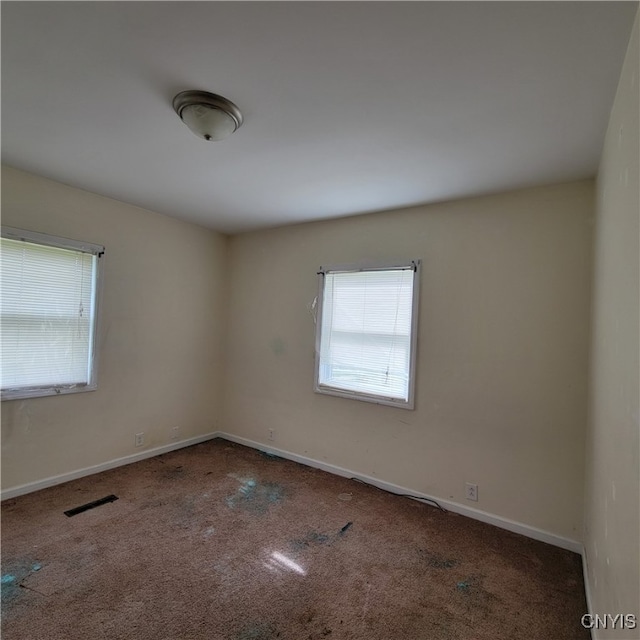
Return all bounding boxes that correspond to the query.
[226,476,284,514]
[236,622,279,639]
[1,560,43,609]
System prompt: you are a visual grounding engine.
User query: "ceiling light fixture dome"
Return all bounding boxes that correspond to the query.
[173,90,243,141]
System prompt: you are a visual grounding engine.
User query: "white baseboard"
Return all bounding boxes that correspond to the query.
[581,551,595,640]
[217,431,583,554]
[1,429,583,555]
[0,431,221,501]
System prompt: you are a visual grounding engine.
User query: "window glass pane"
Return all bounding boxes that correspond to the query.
[317,266,417,404]
[1,235,99,395]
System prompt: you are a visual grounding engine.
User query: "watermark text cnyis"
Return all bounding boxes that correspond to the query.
[581,614,637,630]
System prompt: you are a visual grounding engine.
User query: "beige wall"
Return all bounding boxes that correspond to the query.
[1,166,228,490]
[223,181,594,542]
[585,9,639,638]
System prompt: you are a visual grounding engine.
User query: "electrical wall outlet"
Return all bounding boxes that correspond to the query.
[268,429,275,441]
[135,432,145,447]
[465,482,478,501]
[171,426,180,441]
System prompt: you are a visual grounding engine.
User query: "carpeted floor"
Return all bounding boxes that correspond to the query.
[2,439,589,640]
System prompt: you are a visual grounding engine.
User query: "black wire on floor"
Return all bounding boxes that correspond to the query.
[349,477,447,512]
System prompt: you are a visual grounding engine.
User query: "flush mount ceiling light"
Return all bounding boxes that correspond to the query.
[173,90,243,141]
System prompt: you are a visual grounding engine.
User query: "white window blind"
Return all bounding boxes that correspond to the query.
[1,229,103,400]
[315,262,420,408]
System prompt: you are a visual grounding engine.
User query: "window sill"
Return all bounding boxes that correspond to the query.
[1,383,97,401]
[314,384,414,410]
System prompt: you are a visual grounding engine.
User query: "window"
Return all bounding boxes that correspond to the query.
[314,261,420,409]
[1,227,104,401]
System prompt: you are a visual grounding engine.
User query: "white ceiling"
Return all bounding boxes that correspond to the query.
[2,2,637,234]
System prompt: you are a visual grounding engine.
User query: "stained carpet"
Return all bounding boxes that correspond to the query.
[1,439,590,640]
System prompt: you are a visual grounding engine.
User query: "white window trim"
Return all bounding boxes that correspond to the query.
[314,259,421,410]
[1,226,105,401]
